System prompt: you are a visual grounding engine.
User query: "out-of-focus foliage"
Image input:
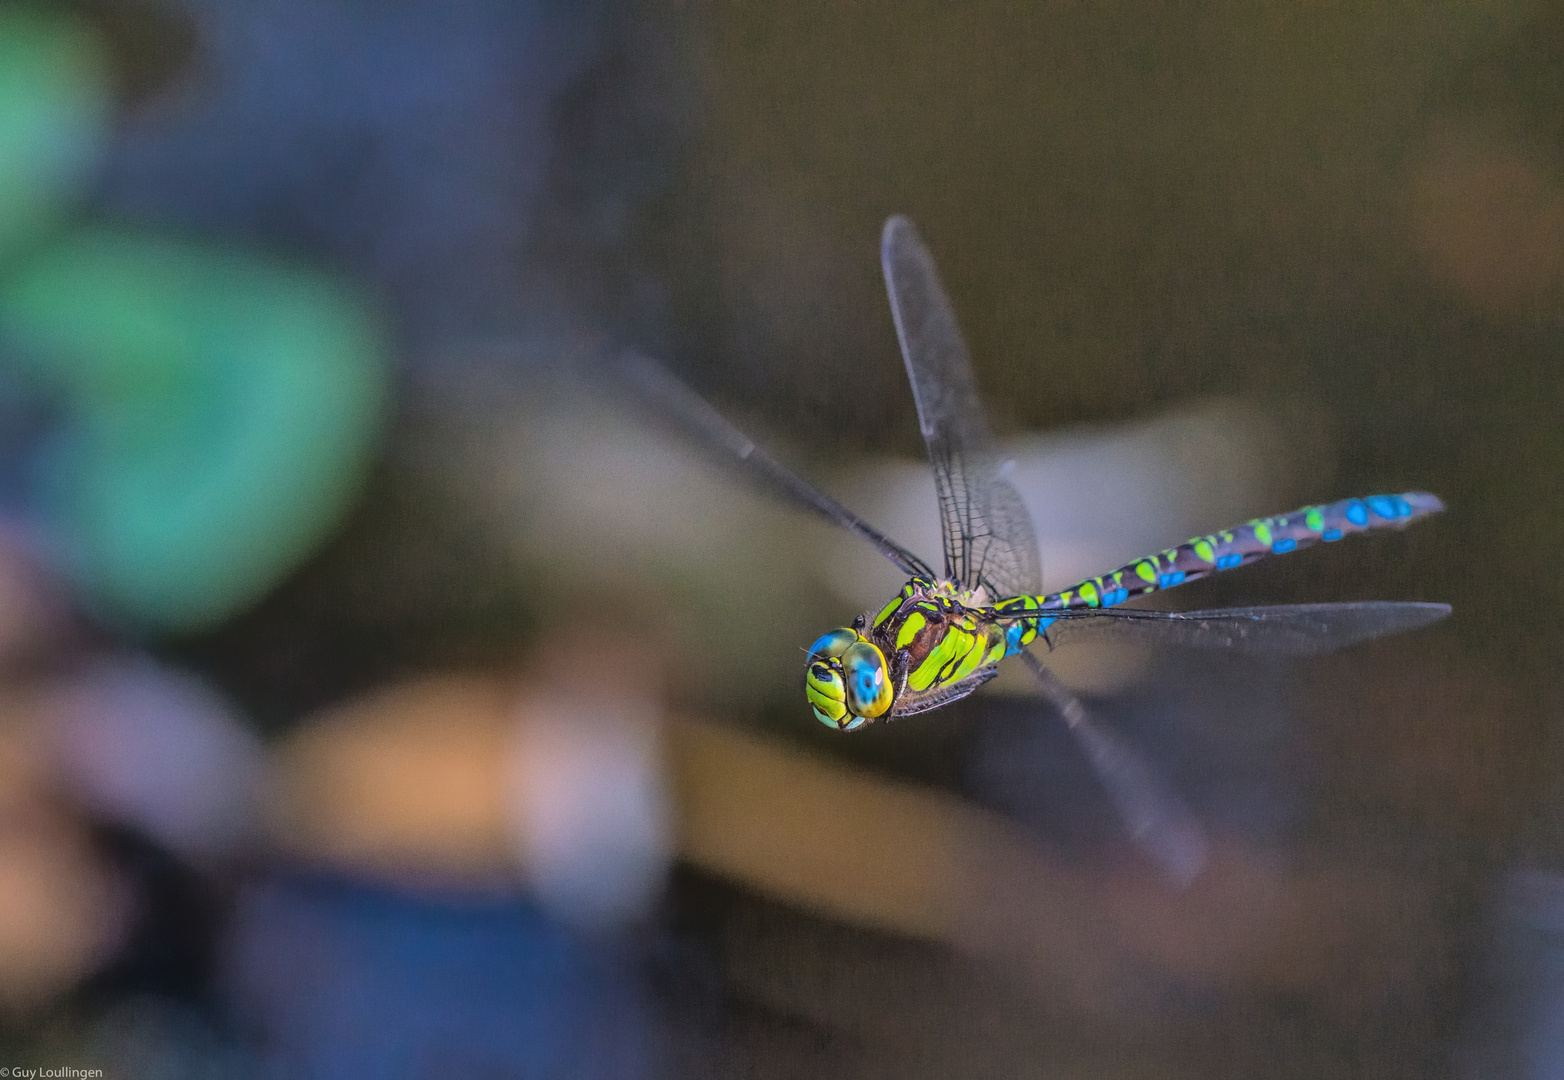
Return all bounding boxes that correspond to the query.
[0,6,391,634]
[0,6,107,261]
[1,230,387,632]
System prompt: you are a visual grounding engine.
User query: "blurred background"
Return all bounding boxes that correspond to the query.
[0,0,1555,1076]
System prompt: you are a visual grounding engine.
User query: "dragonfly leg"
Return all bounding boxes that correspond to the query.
[891,667,999,716]
[1015,650,1208,886]
[890,647,913,704]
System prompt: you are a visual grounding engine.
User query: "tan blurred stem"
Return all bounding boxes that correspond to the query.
[271,675,1434,1016]
[666,716,1139,1012]
[269,676,1112,952]
[669,718,1101,947]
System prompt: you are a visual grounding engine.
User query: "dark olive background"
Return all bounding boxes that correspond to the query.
[64,2,1564,1075]
[659,0,1555,690]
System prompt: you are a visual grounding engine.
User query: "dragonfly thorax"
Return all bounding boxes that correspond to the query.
[805,578,1008,731]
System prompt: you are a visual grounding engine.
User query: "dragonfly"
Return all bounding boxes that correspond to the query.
[621,216,1449,882]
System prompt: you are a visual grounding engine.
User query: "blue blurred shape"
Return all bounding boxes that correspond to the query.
[101,0,611,352]
[226,875,654,1080]
[1463,869,1564,1080]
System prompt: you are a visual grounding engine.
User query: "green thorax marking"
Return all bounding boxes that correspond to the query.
[868,578,1004,698]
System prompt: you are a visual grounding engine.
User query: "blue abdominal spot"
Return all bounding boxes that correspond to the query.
[1005,616,1055,655]
[1271,537,1296,554]
[1216,553,1243,570]
[1158,571,1185,588]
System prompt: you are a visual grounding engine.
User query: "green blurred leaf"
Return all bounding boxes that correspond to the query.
[0,229,390,632]
[0,7,109,260]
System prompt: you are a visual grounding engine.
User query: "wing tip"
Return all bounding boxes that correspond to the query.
[881,214,916,264]
[1392,601,1453,636]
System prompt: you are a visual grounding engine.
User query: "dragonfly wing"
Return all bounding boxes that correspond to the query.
[1018,650,1207,885]
[890,667,1000,716]
[1040,601,1451,656]
[881,217,1042,597]
[617,351,938,581]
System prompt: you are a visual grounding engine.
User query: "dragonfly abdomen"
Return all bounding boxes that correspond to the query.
[993,491,1443,654]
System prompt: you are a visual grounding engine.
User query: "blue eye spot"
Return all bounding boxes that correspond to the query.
[1271,537,1296,554]
[807,629,856,662]
[840,640,892,717]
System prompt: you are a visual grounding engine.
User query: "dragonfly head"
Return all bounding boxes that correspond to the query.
[804,628,894,731]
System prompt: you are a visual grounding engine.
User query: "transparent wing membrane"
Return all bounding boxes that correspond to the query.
[881,217,1042,598]
[1035,601,1451,656]
[616,351,938,581]
[1018,650,1208,885]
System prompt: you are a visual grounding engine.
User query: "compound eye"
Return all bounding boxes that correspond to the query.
[806,628,857,664]
[841,640,893,719]
[805,659,848,728]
